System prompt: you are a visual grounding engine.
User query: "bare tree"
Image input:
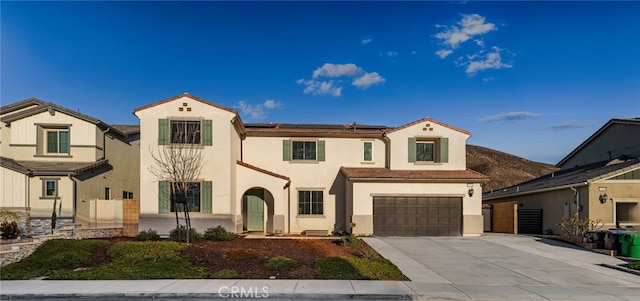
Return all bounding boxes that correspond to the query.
[149,121,204,244]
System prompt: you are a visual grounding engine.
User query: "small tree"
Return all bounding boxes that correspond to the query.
[149,121,205,244]
[558,213,603,238]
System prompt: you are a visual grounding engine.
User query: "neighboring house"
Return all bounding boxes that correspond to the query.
[484,118,640,234]
[0,98,140,235]
[135,93,488,236]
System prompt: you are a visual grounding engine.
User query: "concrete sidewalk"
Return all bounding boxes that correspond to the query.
[3,278,640,300]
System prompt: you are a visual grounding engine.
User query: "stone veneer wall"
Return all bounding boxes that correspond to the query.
[492,202,517,234]
[29,218,73,236]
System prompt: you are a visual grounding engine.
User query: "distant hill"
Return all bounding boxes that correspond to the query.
[467,145,559,192]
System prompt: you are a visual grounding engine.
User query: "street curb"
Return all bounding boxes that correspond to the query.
[600,263,640,277]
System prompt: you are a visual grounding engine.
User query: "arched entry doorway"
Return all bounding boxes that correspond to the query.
[242,187,274,233]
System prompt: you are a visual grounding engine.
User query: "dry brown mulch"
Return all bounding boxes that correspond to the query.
[83,236,376,279]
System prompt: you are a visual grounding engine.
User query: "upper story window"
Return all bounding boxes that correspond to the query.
[408,137,449,163]
[158,119,212,146]
[171,120,201,144]
[282,140,325,162]
[363,141,373,162]
[292,141,316,160]
[46,129,69,154]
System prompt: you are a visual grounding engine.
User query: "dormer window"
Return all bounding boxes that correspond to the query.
[408,137,449,163]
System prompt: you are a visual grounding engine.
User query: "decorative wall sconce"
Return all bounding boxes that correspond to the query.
[467,183,474,197]
[598,187,608,204]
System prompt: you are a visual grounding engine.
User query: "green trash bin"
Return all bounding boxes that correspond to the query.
[619,233,631,257]
[630,233,640,259]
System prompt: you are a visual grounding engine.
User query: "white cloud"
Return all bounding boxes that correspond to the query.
[362,38,373,45]
[482,77,494,83]
[312,63,362,79]
[480,111,542,123]
[435,49,453,59]
[298,79,342,97]
[435,14,496,49]
[235,101,265,119]
[387,51,399,57]
[235,99,283,120]
[352,72,386,89]
[298,63,384,96]
[465,47,512,75]
[411,50,417,55]
[475,39,485,47]
[263,99,281,109]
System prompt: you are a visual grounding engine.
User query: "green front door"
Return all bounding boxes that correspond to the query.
[247,189,264,232]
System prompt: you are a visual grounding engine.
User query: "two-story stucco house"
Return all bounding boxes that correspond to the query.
[0,98,140,235]
[135,93,488,236]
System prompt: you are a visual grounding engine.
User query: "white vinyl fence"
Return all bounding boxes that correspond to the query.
[75,199,123,229]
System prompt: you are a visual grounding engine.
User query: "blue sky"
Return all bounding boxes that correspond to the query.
[2,1,639,164]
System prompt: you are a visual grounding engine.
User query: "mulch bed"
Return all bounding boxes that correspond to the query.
[83,236,377,279]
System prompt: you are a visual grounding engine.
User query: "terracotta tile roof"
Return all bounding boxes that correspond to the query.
[385,117,471,135]
[133,93,238,115]
[340,167,489,181]
[237,161,290,181]
[245,123,388,136]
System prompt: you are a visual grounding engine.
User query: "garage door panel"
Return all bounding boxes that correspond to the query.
[373,196,462,237]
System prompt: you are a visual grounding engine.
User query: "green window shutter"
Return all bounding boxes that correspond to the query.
[317,140,325,161]
[201,181,212,214]
[158,119,168,145]
[282,140,291,161]
[408,137,416,163]
[202,119,213,146]
[158,181,169,214]
[440,138,449,163]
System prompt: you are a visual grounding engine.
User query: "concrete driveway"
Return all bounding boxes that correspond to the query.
[365,234,640,300]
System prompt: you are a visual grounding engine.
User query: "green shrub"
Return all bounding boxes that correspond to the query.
[344,257,405,280]
[342,234,361,248]
[51,241,210,280]
[264,256,298,271]
[211,269,238,279]
[204,226,236,241]
[137,229,161,241]
[168,226,203,243]
[0,220,20,239]
[315,257,367,280]
[0,239,108,280]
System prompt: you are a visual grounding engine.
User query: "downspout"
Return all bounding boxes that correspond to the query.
[100,128,110,160]
[382,133,391,169]
[285,181,291,234]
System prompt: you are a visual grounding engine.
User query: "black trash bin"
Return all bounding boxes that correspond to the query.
[591,230,606,249]
[605,230,623,254]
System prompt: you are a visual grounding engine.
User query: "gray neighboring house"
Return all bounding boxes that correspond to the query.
[484,118,640,234]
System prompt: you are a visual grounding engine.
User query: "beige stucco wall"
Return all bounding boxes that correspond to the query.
[589,180,640,228]
[75,131,140,203]
[560,123,640,169]
[28,176,74,218]
[135,96,238,217]
[0,167,28,208]
[8,111,98,162]
[349,181,482,236]
[242,136,387,234]
[386,120,469,171]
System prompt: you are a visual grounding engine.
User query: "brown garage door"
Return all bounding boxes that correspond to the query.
[373,196,462,236]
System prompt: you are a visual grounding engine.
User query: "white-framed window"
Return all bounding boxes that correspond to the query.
[416,141,435,162]
[363,141,373,162]
[41,178,59,199]
[298,190,323,215]
[292,141,317,161]
[46,129,69,154]
[170,120,201,144]
[170,182,201,212]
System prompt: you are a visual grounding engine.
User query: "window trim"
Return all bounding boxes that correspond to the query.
[416,140,436,162]
[40,178,60,199]
[40,126,71,155]
[362,141,374,163]
[297,189,324,216]
[105,187,111,200]
[291,140,318,161]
